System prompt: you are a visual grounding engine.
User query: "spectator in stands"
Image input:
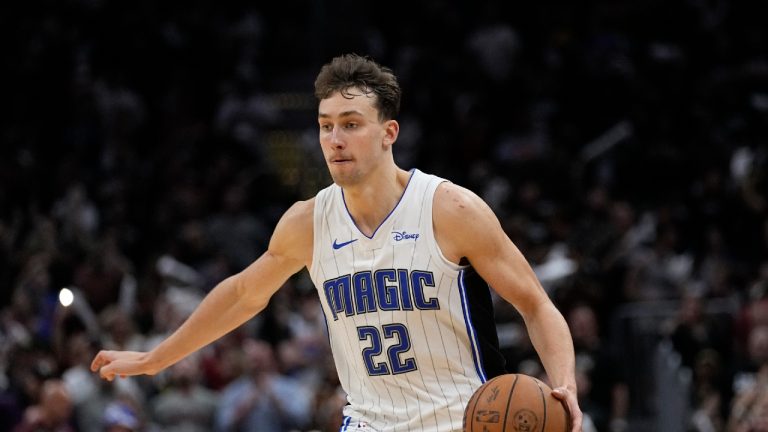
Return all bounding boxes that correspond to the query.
[669,293,732,370]
[13,379,74,432]
[149,355,218,432]
[727,325,768,432]
[214,338,312,432]
[567,303,629,432]
[102,399,142,432]
[688,349,726,432]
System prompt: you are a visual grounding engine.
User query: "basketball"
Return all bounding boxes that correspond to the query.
[463,373,570,432]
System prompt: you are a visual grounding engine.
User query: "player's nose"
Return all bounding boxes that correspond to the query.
[330,126,346,148]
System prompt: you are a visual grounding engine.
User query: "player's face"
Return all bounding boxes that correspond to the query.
[318,89,396,187]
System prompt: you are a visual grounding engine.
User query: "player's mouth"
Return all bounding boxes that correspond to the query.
[330,157,353,164]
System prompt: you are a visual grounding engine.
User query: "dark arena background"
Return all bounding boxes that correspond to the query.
[1,1,766,431]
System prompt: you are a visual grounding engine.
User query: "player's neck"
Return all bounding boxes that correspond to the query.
[342,166,411,237]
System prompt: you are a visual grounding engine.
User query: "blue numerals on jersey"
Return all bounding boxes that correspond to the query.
[357,323,417,376]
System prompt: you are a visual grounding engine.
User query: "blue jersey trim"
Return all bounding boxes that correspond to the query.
[341,168,417,239]
[339,415,351,431]
[458,269,487,382]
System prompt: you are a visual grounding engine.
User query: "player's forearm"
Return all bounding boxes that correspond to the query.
[524,301,578,391]
[145,274,267,372]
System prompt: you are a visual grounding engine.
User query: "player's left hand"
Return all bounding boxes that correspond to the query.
[552,386,583,432]
[90,350,157,381]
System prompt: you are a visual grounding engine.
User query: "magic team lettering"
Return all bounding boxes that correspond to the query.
[323,269,440,320]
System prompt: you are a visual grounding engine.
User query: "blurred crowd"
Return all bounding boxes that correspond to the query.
[1,1,766,431]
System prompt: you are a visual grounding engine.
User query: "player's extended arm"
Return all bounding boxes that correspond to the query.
[91,199,314,381]
[433,183,583,432]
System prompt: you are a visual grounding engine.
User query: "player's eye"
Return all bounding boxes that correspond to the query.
[345,122,358,129]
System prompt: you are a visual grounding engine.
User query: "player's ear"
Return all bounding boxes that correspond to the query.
[382,119,399,147]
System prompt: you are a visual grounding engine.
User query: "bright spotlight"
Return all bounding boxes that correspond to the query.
[59,288,74,307]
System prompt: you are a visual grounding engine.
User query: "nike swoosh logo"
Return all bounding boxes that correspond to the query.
[332,239,358,250]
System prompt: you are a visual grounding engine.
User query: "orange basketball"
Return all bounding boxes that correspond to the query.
[463,373,570,432]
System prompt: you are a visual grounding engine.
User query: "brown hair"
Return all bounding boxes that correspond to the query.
[314,53,401,121]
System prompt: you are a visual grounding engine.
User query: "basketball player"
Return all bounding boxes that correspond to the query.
[91,54,583,432]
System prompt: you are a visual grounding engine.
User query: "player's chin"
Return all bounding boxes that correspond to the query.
[329,168,359,186]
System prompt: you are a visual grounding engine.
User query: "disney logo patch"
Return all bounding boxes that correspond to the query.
[391,230,420,244]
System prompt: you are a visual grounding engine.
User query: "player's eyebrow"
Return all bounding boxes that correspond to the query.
[318,110,365,119]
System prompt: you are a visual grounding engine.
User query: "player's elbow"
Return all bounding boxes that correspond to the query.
[230,272,270,313]
[516,294,557,324]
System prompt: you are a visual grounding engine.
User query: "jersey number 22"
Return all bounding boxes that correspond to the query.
[357,323,417,375]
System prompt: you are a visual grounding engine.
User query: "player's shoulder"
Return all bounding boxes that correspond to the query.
[272,198,316,239]
[264,198,314,267]
[432,179,500,262]
[280,197,316,226]
[433,181,488,217]
[270,198,315,257]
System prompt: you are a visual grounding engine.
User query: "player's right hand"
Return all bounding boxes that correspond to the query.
[90,350,156,381]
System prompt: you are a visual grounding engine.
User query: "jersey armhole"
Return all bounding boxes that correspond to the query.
[423,178,469,275]
[309,187,330,279]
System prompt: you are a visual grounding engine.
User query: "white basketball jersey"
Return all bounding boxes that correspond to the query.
[309,169,507,432]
